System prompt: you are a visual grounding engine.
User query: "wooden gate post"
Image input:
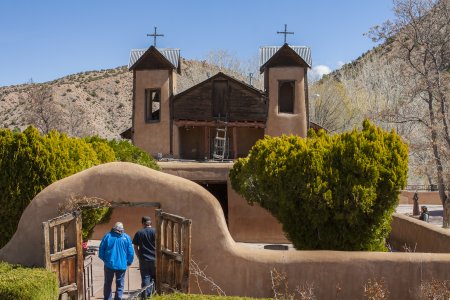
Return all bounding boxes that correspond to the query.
[42,210,84,300]
[155,209,192,294]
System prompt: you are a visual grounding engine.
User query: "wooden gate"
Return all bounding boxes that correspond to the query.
[43,211,84,299]
[156,209,192,294]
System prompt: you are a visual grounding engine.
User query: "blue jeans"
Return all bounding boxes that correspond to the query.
[139,260,155,299]
[104,266,126,300]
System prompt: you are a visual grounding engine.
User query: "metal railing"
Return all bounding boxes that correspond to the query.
[83,255,94,300]
[405,184,439,191]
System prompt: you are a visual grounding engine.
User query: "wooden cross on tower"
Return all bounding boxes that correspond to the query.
[147,27,164,47]
[277,24,294,44]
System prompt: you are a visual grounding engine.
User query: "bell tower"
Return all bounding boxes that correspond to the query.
[260,43,311,138]
[128,46,180,157]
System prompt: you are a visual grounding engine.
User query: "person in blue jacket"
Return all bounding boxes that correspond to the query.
[99,222,134,300]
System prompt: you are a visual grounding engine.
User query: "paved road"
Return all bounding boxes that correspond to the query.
[87,240,144,299]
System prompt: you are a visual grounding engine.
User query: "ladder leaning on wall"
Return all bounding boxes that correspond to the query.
[213,116,228,161]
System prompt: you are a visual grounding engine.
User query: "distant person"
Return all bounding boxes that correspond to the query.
[419,206,429,222]
[413,191,420,216]
[99,222,134,300]
[133,216,156,299]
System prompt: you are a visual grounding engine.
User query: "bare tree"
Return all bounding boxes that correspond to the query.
[309,79,357,133]
[64,102,92,137]
[368,0,450,205]
[25,85,64,134]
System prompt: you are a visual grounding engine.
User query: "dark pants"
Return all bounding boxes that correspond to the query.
[139,259,155,299]
[104,266,126,300]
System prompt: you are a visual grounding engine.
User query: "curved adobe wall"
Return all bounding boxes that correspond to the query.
[390,213,450,253]
[1,162,449,299]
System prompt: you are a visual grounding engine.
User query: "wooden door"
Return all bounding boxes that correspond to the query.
[43,211,84,299]
[155,209,192,294]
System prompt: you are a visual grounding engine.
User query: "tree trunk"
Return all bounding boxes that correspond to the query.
[427,91,447,206]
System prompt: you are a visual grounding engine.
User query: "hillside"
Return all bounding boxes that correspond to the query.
[0,59,261,139]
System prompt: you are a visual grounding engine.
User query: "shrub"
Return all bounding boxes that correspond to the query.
[0,261,59,300]
[0,127,115,247]
[107,139,160,170]
[85,136,159,170]
[230,120,408,251]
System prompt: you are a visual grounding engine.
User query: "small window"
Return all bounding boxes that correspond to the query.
[145,89,161,122]
[278,81,295,113]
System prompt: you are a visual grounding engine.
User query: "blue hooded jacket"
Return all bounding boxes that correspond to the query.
[99,230,134,271]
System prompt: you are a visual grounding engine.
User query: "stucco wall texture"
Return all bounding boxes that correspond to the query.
[1,163,449,299]
[390,213,450,253]
[133,69,172,157]
[265,67,307,138]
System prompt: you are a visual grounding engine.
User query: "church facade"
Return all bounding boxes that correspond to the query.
[125,41,315,243]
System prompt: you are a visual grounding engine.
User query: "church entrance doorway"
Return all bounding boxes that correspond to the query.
[197,182,228,224]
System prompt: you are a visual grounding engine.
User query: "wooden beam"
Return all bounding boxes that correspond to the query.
[75,211,84,300]
[156,209,163,294]
[174,120,265,128]
[42,221,51,270]
[59,283,78,294]
[161,249,183,262]
[50,248,77,262]
[232,127,237,159]
[181,219,192,293]
[204,127,208,159]
[48,213,75,227]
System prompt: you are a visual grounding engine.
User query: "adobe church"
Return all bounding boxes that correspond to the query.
[124,29,318,243]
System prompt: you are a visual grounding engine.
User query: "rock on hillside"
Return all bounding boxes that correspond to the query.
[0,59,262,139]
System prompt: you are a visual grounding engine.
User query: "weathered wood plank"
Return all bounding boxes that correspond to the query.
[50,247,77,261]
[60,224,65,251]
[53,226,58,253]
[48,213,75,227]
[43,221,51,270]
[181,219,192,293]
[75,212,84,300]
[59,283,78,294]
[175,120,265,128]
[156,209,163,294]
[59,257,69,286]
[173,75,267,122]
[158,212,187,224]
[67,256,76,284]
[161,249,182,262]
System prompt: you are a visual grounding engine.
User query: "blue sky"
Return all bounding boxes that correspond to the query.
[0,1,394,87]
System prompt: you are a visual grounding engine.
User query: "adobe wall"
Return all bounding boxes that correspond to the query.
[1,163,449,299]
[390,213,450,253]
[399,190,443,205]
[265,66,307,138]
[235,127,264,158]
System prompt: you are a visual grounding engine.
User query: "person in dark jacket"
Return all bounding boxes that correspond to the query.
[133,216,156,299]
[99,222,134,300]
[419,206,429,222]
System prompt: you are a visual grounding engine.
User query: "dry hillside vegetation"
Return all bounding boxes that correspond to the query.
[311,0,449,188]
[0,58,261,139]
